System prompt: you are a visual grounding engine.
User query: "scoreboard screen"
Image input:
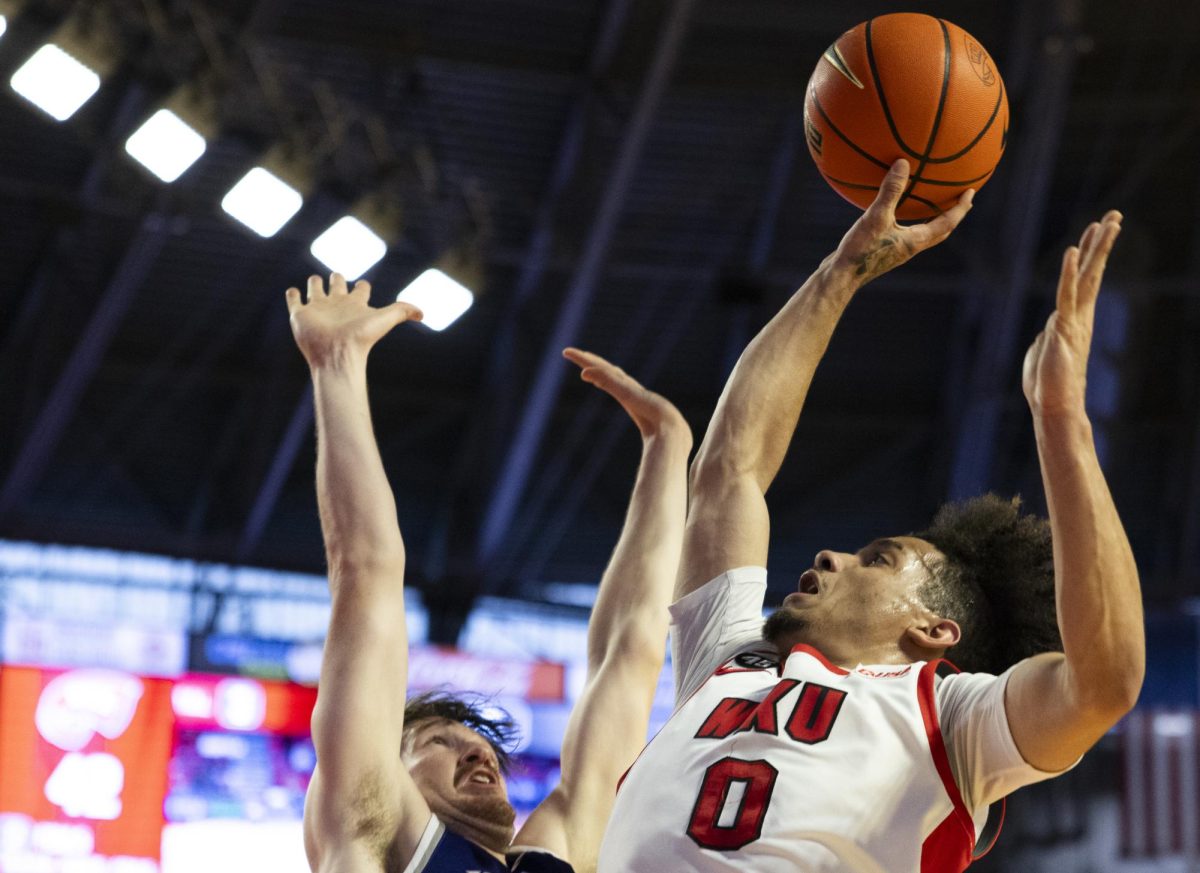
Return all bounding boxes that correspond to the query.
[0,662,567,872]
[0,666,317,872]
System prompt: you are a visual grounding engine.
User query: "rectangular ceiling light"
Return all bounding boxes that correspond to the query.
[10,43,102,121]
[0,16,8,39]
[220,167,303,238]
[124,109,207,183]
[396,268,474,331]
[309,216,388,281]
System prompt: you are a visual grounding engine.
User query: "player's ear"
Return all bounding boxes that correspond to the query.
[905,617,961,654]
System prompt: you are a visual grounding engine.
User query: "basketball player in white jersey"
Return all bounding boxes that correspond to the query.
[285,275,691,873]
[598,160,1143,872]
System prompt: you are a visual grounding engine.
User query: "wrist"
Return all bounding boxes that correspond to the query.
[1031,407,1093,441]
[816,253,866,298]
[306,344,369,374]
[642,425,694,455]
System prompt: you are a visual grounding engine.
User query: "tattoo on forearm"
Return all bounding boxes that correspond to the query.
[852,235,911,280]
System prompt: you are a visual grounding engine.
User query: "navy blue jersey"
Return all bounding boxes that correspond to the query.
[407,819,575,873]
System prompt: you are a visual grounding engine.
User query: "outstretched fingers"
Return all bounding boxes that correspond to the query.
[328,272,350,296]
[562,347,609,373]
[563,347,633,397]
[1081,215,1121,283]
[1056,245,1080,315]
[1076,211,1123,320]
[918,188,975,248]
[386,300,424,324]
[867,159,911,220]
[306,274,326,303]
[285,286,302,315]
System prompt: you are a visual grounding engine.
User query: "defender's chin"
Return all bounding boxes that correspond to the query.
[430,793,516,850]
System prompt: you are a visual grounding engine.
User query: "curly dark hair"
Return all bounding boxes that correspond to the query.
[915,493,1061,675]
[402,690,520,774]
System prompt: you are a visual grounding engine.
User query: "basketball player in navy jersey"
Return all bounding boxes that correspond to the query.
[286,276,691,873]
[599,160,1143,871]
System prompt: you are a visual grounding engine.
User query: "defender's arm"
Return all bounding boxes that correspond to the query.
[288,275,430,872]
[1005,214,1144,771]
[514,349,691,871]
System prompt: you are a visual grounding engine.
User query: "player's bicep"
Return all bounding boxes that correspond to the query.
[1004,652,1113,773]
[307,583,428,857]
[675,470,769,601]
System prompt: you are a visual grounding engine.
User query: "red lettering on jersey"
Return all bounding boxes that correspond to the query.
[695,698,757,739]
[686,757,779,851]
[740,678,799,735]
[784,682,848,744]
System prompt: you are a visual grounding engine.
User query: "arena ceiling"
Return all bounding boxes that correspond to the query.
[0,0,1197,639]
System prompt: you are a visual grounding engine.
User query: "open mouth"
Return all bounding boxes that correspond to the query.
[798,570,821,595]
[459,768,498,788]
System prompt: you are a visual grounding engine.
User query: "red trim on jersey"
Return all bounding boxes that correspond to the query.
[787,644,851,676]
[917,659,976,873]
[972,798,1005,859]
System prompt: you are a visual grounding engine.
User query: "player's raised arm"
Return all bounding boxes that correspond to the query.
[287,274,429,873]
[677,160,974,600]
[1004,212,1144,770]
[513,349,691,872]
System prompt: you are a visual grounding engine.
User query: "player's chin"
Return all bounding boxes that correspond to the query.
[459,793,516,830]
[763,606,810,650]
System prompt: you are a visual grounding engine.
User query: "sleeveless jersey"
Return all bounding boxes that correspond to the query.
[597,643,999,873]
[404,817,575,873]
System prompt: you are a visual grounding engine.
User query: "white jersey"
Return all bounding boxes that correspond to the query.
[598,568,1066,873]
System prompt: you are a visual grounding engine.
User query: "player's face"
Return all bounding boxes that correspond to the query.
[765,535,946,665]
[402,718,515,841]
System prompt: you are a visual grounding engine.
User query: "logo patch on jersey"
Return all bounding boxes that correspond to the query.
[855,665,912,679]
[694,678,847,744]
[715,651,779,675]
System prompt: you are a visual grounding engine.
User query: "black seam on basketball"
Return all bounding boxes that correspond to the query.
[819,172,945,214]
[820,172,978,190]
[911,168,994,186]
[865,18,922,159]
[809,89,891,171]
[923,78,1006,164]
[898,19,952,210]
[897,191,942,214]
[820,174,885,191]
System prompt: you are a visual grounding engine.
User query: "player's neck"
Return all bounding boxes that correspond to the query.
[439,810,513,860]
[773,636,913,670]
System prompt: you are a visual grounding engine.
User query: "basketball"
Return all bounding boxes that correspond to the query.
[803,13,1009,221]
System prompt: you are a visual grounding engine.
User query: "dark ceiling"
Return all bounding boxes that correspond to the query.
[1,0,1198,640]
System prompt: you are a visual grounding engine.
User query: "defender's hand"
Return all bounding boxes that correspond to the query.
[286,273,423,368]
[1023,210,1123,417]
[831,159,974,284]
[563,347,691,445]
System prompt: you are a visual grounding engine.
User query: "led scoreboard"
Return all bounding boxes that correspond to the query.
[0,665,318,873]
[0,647,569,872]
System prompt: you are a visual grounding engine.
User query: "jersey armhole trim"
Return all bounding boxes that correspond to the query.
[972,797,1006,859]
[401,814,444,873]
[917,661,976,852]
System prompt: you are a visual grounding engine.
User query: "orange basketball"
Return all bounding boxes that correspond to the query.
[803,13,1008,221]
